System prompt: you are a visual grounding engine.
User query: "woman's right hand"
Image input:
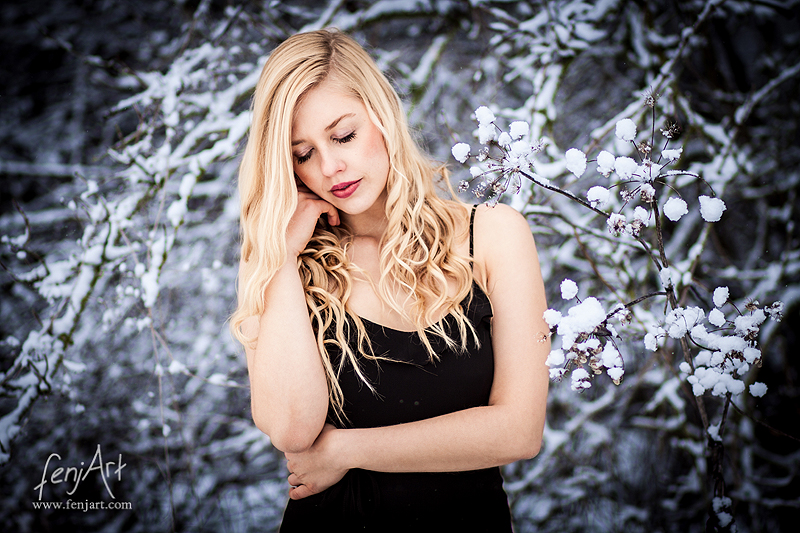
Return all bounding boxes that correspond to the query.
[285,180,340,257]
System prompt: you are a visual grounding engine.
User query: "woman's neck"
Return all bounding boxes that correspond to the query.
[340,190,388,240]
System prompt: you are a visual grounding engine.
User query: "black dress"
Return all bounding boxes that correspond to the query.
[280,207,512,532]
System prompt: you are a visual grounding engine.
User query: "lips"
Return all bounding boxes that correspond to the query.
[330,179,362,199]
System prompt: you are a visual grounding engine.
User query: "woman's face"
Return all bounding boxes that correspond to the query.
[291,79,390,216]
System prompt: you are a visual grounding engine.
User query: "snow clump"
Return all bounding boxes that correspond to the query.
[543,309,562,328]
[555,297,606,348]
[699,195,726,222]
[661,147,682,162]
[475,106,495,125]
[509,121,529,139]
[451,143,470,163]
[560,279,579,300]
[565,148,587,178]
[596,150,615,176]
[708,308,726,327]
[614,156,638,180]
[713,286,729,307]
[663,197,688,222]
[587,186,610,208]
[475,106,497,144]
[571,368,592,391]
[607,213,627,235]
[615,118,637,142]
[659,267,674,289]
[749,382,767,397]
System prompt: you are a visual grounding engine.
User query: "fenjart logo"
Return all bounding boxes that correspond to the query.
[34,444,126,501]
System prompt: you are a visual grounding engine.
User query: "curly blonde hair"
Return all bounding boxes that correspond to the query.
[230,29,478,422]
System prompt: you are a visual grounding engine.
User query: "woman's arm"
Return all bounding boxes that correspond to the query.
[286,203,550,498]
[242,186,340,454]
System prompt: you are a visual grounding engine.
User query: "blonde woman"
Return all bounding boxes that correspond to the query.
[231,29,550,531]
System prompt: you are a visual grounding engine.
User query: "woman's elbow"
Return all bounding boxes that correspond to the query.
[506,424,543,462]
[517,435,542,460]
[251,408,321,453]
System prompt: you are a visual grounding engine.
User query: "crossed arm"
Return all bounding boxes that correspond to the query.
[243,203,550,500]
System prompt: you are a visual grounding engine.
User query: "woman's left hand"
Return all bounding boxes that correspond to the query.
[284,423,349,500]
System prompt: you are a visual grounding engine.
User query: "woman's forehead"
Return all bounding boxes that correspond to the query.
[292,83,365,135]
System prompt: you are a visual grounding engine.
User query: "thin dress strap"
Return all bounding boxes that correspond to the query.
[469,204,477,262]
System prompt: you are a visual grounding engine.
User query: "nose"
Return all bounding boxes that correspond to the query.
[318,147,346,178]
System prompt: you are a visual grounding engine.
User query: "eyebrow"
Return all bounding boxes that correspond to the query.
[291,113,356,146]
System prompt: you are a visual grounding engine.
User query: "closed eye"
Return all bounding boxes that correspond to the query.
[294,132,356,165]
[334,131,356,144]
[295,151,312,165]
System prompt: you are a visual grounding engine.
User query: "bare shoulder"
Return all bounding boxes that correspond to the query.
[472,203,539,289]
[473,203,535,254]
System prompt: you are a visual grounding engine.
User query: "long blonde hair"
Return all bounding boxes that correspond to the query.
[231,29,477,421]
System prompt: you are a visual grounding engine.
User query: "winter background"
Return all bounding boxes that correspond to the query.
[1,0,798,531]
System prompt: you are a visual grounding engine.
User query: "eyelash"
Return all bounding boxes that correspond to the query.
[294,132,357,165]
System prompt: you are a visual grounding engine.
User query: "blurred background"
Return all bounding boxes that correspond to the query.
[1,1,798,531]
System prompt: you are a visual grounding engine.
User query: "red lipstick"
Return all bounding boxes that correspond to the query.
[330,179,361,199]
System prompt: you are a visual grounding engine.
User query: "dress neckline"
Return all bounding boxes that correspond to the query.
[354,281,490,334]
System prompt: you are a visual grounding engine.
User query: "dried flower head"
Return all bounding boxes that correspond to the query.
[745,298,760,313]
[766,301,784,322]
[637,140,652,155]
[640,184,656,203]
[661,121,681,139]
[621,188,637,203]
[644,88,660,108]
[629,218,645,237]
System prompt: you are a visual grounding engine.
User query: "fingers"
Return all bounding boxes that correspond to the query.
[289,484,315,500]
[287,472,315,500]
[319,200,340,226]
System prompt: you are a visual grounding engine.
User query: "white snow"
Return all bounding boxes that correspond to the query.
[615,118,637,142]
[713,286,729,307]
[600,343,621,368]
[749,382,767,397]
[743,347,760,364]
[639,183,655,202]
[659,267,674,289]
[734,309,766,337]
[637,161,662,182]
[661,147,682,162]
[509,121,529,139]
[497,132,512,147]
[663,197,688,221]
[708,308,726,327]
[565,148,587,178]
[510,140,530,157]
[614,156,638,180]
[571,368,592,390]
[478,123,496,144]
[560,279,579,300]
[587,186,610,208]
[556,297,606,348]
[664,307,705,338]
[451,143,470,163]
[475,106,495,125]
[633,206,650,226]
[644,332,658,351]
[607,213,627,234]
[596,150,615,176]
[543,309,563,328]
[546,349,565,367]
[699,195,726,222]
